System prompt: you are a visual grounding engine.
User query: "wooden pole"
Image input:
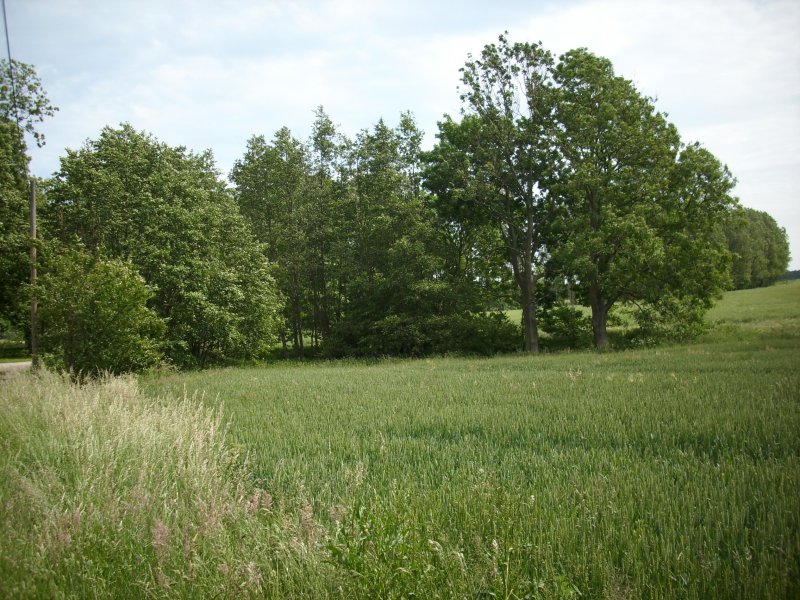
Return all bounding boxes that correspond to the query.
[29,178,38,369]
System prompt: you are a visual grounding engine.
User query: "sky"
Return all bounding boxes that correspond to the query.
[5,0,800,269]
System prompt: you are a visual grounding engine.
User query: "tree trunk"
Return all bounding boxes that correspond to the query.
[520,272,540,353]
[589,274,609,350]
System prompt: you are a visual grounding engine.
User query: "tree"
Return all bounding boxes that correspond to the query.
[722,207,790,289]
[0,120,29,332]
[35,245,165,375]
[1,59,58,147]
[423,115,518,314]
[43,124,282,366]
[327,116,441,356]
[231,127,311,356]
[306,107,349,346]
[0,60,56,333]
[426,35,556,353]
[550,48,735,347]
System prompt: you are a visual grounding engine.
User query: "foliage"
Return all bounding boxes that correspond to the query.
[42,124,282,367]
[425,37,736,352]
[722,206,790,289]
[425,36,556,353]
[0,121,30,329]
[538,303,592,348]
[231,126,320,356]
[550,49,736,349]
[779,269,800,281]
[231,111,508,358]
[0,59,58,147]
[34,245,164,375]
[1,60,55,333]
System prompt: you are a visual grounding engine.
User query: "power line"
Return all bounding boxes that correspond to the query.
[1,0,22,128]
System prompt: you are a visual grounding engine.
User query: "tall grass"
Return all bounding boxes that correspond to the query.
[0,372,331,598]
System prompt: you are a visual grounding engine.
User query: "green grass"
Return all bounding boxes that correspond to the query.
[709,280,800,329]
[2,282,799,598]
[0,373,322,598]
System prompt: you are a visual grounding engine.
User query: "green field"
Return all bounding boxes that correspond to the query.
[2,282,799,598]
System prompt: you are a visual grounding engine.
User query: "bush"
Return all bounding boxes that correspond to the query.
[628,292,712,345]
[35,247,165,375]
[539,303,592,349]
[328,312,520,358]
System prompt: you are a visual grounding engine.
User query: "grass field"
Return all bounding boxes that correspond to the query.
[1,281,799,598]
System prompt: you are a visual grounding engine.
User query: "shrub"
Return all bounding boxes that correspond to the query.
[35,247,165,375]
[539,303,592,349]
[628,291,712,345]
[329,311,520,357]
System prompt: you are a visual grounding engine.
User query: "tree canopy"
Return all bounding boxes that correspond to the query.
[1,59,58,147]
[549,48,735,346]
[1,42,793,370]
[35,245,165,375]
[1,60,57,335]
[425,37,555,353]
[722,207,790,289]
[43,124,282,367]
[231,111,518,358]
[426,38,737,350]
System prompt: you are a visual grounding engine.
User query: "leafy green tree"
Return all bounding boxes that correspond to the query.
[35,245,165,375]
[43,124,282,366]
[426,36,556,353]
[0,120,29,333]
[1,59,58,147]
[230,110,515,358]
[1,60,57,333]
[231,127,313,356]
[326,116,434,355]
[423,116,517,314]
[328,113,521,357]
[550,49,735,347]
[306,107,350,346]
[722,207,790,289]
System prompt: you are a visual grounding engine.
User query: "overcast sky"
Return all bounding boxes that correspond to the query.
[5,0,800,268]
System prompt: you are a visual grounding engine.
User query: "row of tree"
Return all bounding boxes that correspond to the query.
[0,36,791,372]
[721,207,790,289]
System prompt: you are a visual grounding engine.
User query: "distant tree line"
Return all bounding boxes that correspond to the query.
[0,37,792,373]
[720,207,790,289]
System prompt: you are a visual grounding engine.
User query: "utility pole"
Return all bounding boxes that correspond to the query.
[30,178,38,370]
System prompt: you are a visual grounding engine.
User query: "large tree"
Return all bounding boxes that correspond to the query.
[550,48,735,347]
[43,124,282,366]
[427,38,737,350]
[426,35,555,353]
